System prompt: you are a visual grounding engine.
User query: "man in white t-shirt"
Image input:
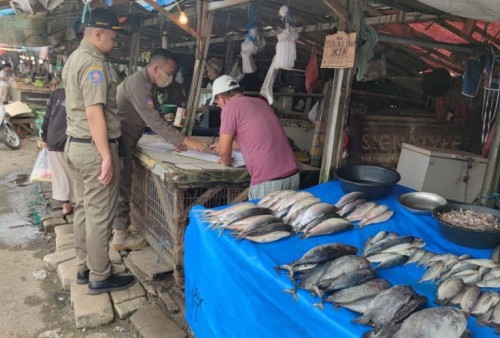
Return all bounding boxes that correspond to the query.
[0,63,13,104]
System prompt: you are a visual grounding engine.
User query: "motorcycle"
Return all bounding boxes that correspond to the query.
[0,105,20,149]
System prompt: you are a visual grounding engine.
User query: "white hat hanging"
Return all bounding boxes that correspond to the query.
[274,6,298,70]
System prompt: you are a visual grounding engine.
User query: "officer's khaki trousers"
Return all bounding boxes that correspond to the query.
[65,141,120,282]
[114,131,137,231]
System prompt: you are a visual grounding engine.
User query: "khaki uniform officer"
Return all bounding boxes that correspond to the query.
[63,8,135,295]
[112,49,207,249]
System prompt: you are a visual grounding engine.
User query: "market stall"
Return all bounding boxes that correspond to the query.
[130,134,319,285]
[184,180,497,337]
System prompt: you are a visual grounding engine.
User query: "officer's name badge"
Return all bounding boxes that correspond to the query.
[146,97,154,109]
[90,70,104,84]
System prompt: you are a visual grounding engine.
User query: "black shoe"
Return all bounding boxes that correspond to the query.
[88,274,135,295]
[76,269,90,284]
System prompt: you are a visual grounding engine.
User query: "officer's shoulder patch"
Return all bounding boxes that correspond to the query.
[88,65,103,71]
[89,70,104,84]
[146,97,154,109]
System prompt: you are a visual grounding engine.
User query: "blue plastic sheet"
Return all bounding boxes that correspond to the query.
[184,181,497,337]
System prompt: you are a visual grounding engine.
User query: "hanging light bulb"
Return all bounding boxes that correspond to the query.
[179,11,188,25]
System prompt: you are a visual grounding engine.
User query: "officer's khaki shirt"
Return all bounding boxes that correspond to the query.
[62,40,121,139]
[116,68,184,146]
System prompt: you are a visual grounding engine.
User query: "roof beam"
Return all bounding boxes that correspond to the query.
[365,12,437,25]
[320,0,348,22]
[378,33,474,54]
[207,0,251,12]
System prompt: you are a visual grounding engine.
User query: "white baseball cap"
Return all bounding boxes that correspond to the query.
[210,75,240,105]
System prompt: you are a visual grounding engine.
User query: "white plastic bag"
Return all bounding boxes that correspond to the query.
[274,26,298,70]
[241,39,258,74]
[30,148,52,183]
[260,56,279,105]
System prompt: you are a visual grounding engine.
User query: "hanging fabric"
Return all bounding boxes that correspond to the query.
[305,47,318,93]
[481,50,500,143]
[260,56,279,105]
[241,26,258,74]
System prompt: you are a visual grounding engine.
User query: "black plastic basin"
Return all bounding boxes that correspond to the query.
[334,164,401,200]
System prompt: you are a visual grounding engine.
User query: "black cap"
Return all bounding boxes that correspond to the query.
[84,8,130,35]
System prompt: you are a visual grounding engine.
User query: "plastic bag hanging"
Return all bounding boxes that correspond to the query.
[260,56,279,105]
[30,148,52,183]
[305,48,319,93]
[241,30,258,74]
[274,6,298,70]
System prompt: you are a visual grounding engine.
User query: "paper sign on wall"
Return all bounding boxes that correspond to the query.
[320,31,357,69]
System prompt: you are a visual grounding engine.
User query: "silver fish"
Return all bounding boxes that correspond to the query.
[216,207,274,229]
[285,262,329,300]
[463,258,498,268]
[237,222,292,238]
[359,205,389,226]
[436,278,465,306]
[472,291,500,316]
[338,198,366,217]
[321,268,376,292]
[460,285,480,315]
[302,217,352,238]
[477,278,500,288]
[405,249,426,265]
[392,307,467,338]
[325,279,390,305]
[449,289,465,306]
[420,261,444,282]
[341,296,376,314]
[230,214,281,235]
[417,251,435,267]
[376,254,408,269]
[282,197,320,224]
[317,255,371,285]
[271,191,315,215]
[334,191,365,208]
[346,201,378,221]
[478,301,500,327]
[293,203,338,230]
[359,210,394,228]
[245,231,292,243]
[440,262,479,281]
[258,190,296,208]
[363,231,392,256]
[380,240,425,255]
[365,235,415,257]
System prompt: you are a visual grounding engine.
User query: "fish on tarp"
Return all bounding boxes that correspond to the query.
[299,212,341,234]
[284,261,330,300]
[293,203,338,230]
[471,291,500,316]
[347,201,378,222]
[232,215,283,237]
[271,191,315,216]
[419,261,444,282]
[202,202,256,226]
[363,231,390,254]
[339,296,376,314]
[359,205,388,225]
[338,198,366,217]
[405,249,425,265]
[391,307,468,338]
[257,190,296,208]
[302,217,353,238]
[478,301,500,329]
[460,285,480,315]
[277,243,358,276]
[316,255,371,286]
[364,235,416,257]
[325,279,390,305]
[320,268,376,293]
[218,207,274,228]
[367,253,408,269]
[244,230,292,243]
[355,285,420,332]
[436,278,465,306]
[283,197,320,224]
[379,240,425,255]
[463,258,499,269]
[359,210,394,228]
[235,222,293,243]
[334,191,365,209]
[440,261,479,281]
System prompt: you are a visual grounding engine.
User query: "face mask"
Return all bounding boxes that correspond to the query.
[156,68,173,88]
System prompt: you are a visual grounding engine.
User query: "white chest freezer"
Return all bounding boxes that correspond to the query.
[396,143,487,203]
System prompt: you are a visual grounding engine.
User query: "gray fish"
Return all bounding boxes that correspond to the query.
[375,254,408,270]
[390,294,428,329]
[380,240,425,255]
[334,191,365,208]
[440,262,479,281]
[230,214,282,235]
[282,197,320,224]
[436,278,465,306]
[460,285,480,315]
[258,190,296,208]
[471,291,500,316]
[341,296,376,314]
[416,251,435,267]
[347,201,378,221]
[293,203,338,229]
[326,279,390,305]
[271,191,315,215]
[244,230,291,243]
[392,307,467,338]
[365,235,415,257]
[321,268,376,292]
[338,198,366,217]
[366,252,402,264]
[355,285,416,331]
[363,231,392,256]
[359,210,394,228]
[477,278,500,288]
[219,207,274,228]
[449,289,465,306]
[302,217,352,238]
[285,262,329,300]
[420,261,444,282]
[493,245,500,264]
[463,258,498,268]
[237,222,292,238]
[359,205,388,225]
[299,212,340,233]
[317,255,371,287]
[405,249,425,265]
[478,301,500,327]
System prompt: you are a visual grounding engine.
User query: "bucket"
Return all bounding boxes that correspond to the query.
[160,104,177,115]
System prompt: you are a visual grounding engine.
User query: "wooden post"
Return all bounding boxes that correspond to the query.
[319,0,361,182]
[480,108,500,207]
[128,30,141,74]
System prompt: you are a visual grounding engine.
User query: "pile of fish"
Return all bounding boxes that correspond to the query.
[276,242,468,337]
[363,230,500,332]
[202,202,293,243]
[259,190,353,238]
[335,192,394,228]
[437,208,500,231]
[362,231,426,269]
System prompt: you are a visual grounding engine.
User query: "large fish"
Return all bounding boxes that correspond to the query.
[340,296,376,314]
[334,191,365,209]
[325,279,390,305]
[302,217,352,238]
[436,278,465,306]
[460,285,480,315]
[471,291,500,316]
[392,307,467,338]
[355,285,419,332]
[277,243,358,276]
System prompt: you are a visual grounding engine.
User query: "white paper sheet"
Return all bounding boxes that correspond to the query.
[138,141,176,152]
[175,150,246,167]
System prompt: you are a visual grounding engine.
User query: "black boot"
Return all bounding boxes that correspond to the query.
[88,274,135,295]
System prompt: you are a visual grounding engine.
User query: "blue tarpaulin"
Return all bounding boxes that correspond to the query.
[184,181,497,337]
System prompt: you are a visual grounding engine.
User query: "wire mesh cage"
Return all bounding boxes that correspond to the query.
[130,158,248,285]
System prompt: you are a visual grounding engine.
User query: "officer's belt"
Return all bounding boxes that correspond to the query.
[69,137,119,144]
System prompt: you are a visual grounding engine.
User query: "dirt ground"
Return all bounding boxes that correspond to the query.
[0,137,135,337]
